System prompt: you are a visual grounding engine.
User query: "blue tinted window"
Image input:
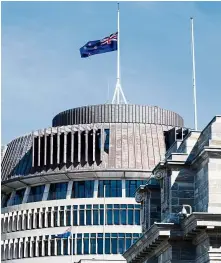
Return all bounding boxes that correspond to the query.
[66,210,71,226]
[73,208,78,226]
[98,180,122,197]
[57,240,61,255]
[119,237,125,254]
[79,210,84,225]
[1,193,11,208]
[84,238,89,254]
[121,209,127,225]
[86,209,92,225]
[72,181,94,198]
[114,209,119,225]
[126,238,131,250]
[77,236,82,255]
[107,209,112,225]
[135,210,140,225]
[97,235,103,254]
[48,183,68,200]
[93,209,98,225]
[99,209,104,225]
[90,237,96,254]
[111,237,117,254]
[63,239,68,255]
[10,188,26,206]
[126,180,147,197]
[128,209,134,225]
[28,185,45,203]
[105,236,111,254]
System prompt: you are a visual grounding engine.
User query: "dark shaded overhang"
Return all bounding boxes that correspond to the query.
[1,169,152,194]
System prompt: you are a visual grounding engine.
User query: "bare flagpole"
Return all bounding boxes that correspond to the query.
[112,3,127,104]
[190,17,198,130]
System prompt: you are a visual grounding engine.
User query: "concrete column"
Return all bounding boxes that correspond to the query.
[64,132,67,163]
[71,130,74,163]
[100,128,104,161]
[42,184,50,201]
[29,238,33,257]
[32,133,35,167]
[41,240,44,256]
[50,130,53,165]
[38,134,41,166]
[85,130,88,162]
[93,129,96,162]
[22,187,30,203]
[122,179,126,197]
[94,180,98,198]
[57,127,60,164]
[45,208,48,228]
[67,181,73,199]
[44,129,47,166]
[78,130,81,163]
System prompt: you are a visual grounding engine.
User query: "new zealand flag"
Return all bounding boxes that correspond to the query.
[80,32,118,58]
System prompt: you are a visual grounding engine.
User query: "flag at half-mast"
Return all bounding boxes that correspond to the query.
[80,32,118,58]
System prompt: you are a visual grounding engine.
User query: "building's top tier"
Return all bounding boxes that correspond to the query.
[52,104,184,127]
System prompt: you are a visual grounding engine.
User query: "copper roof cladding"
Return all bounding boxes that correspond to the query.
[52,104,184,127]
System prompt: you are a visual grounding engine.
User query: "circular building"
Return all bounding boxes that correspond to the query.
[1,104,183,263]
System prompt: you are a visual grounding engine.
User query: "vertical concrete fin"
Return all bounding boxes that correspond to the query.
[85,130,88,163]
[93,129,96,162]
[50,128,53,165]
[32,132,35,167]
[71,129,74,163]
[57,127,60,164]
[78,129,81,163]
[44,129,47,166]
[64,132,67,163]
[38,132,41,167]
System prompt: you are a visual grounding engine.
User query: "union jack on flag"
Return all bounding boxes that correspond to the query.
[80,32,118,58]
[101,32,118,45]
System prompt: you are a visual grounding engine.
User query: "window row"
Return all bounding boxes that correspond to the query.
[1,204,141,233]
[2,180,148,208]
[1,232,140,260]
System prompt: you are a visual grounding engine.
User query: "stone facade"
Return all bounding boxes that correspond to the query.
[123,116,221,263]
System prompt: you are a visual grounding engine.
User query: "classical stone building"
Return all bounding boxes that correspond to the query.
[123,115,221,263]
[1,104,185,263]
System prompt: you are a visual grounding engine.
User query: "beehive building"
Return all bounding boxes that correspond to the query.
[1,104,184,263]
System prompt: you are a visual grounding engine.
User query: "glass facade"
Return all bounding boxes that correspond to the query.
[98,180,122,197]
[10,188,26,206]
[48,183,68,200]
[1,194,11,208]
[72,181,94,198]
[27,185,45,203]
[3,179,149,206]
[126,180,147,197]
[72,204,141,226]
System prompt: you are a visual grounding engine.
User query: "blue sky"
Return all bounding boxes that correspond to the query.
[2,1,221,144]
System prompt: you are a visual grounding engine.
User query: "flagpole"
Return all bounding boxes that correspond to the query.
[190,17,198,130]
[117,2,120,93]
[112,3,127,104]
